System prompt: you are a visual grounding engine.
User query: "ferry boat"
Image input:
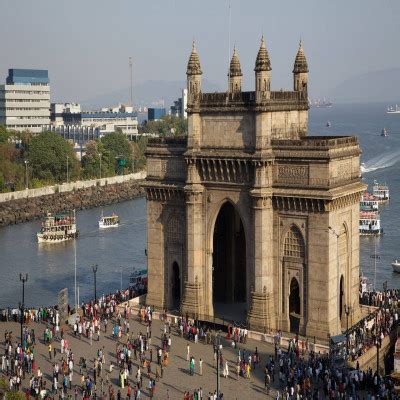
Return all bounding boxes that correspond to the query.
[372,181,390,202]
[360,192,379,211]
[359,210,383,235]
[387,105,400,114]
[129,268,148,293]
[381,128,388,137]
[37,210,78,243]
[99,213,119,229]
[392,260,400,273]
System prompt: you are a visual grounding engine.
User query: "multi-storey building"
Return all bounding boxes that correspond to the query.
[48,103,138,141]
[0,69,50,133]
[143,38,366,339]
[170,89,188,119]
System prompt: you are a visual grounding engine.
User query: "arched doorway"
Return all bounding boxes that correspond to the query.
[212,202,246,320]
[289,277,301,333]
[172,262,181,310]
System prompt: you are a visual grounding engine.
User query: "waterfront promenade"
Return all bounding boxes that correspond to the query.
[0,310,280,399]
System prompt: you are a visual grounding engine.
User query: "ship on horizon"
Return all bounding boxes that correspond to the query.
[387,105,400,114]
[308,97,333,108]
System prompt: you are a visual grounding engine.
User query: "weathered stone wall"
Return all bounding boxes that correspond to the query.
[0,179,145,226]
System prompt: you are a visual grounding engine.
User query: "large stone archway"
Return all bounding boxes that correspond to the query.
[144,40,365,340]
[212,201,247,321]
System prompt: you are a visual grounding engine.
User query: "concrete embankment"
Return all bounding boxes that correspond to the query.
[0,172,146,226]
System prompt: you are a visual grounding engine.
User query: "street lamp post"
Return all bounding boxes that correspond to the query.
[383,280,388,325]
[99,153,102,180]
[92,264,98,302]
[328,226,341,334]
[19,273,28,347]
[375,316,382,379]
[24,160,29,189]
[66,155,69,184]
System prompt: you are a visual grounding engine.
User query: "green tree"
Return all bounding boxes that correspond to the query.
[81,140,102,179]
[139,115,188,137]
[26,131,80,183]
[100,131,133,175]
[0,137,24,191]
[131,136,148,171]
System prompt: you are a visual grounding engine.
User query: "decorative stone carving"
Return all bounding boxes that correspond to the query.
[277,165,309,184]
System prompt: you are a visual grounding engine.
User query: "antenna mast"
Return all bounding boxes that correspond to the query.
[228,1,231,90]
[129,57,133,109]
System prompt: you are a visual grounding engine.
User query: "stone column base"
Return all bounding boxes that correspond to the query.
[146,293,165,311]
[181,280,203,318]
[248,290,274,332]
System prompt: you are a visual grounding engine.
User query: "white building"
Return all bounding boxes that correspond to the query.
[51,102,81,127]
[50,103,138,140]
[0,69,50,133]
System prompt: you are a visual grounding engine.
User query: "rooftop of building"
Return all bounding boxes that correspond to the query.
[6,68,49,85]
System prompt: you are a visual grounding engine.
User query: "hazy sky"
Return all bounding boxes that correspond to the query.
[1,0,399,104]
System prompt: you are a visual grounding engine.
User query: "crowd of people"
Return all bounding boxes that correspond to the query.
[1,284,400,399]
[345,288,400,363]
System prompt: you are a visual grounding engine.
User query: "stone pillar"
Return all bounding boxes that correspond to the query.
[145,196,165,309]
[181,180,204,318]
[248,185,274,331]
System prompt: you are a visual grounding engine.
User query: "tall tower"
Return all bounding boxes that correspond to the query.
[229,47,242,93]
[186,41,202,98]
[293,40,308,92]
[254,35,271,95]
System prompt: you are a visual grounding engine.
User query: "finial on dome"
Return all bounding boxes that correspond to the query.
[254,34,271,72]
[293,39,308,73]
[186,40,202,76]
[229,46,242,77]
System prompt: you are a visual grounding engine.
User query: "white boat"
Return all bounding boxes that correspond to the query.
[373,180,390,202]
[360,192,379,211]
[381,128,388,137]
[387,105,400,114]
[392,260,400,273]
[129,268,148,293]
[359,210,383,235]
[99,213,119,229]
[37,210,78,243]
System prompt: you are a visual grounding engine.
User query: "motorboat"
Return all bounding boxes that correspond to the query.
[99,213,119,229]
[392,260,400,273]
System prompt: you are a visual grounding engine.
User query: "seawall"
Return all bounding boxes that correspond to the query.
[0,172,146,226]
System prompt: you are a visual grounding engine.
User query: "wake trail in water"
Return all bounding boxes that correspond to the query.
[361,149,400,173]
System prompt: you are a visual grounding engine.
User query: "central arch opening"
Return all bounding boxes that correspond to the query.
[289,277,300,333]
[212,202,246,321]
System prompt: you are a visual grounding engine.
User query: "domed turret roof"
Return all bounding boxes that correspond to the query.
[293,40,308,73]
[254,35,271,72]
[229,47,242,77]
[186,41,202,76]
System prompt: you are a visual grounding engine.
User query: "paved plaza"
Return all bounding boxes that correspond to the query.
[0,311,283,399]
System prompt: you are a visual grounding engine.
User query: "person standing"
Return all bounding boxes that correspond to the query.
[48,344,52,360]
[186,344,190,362]
[127,383,131,400]
[199,358,203,376]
